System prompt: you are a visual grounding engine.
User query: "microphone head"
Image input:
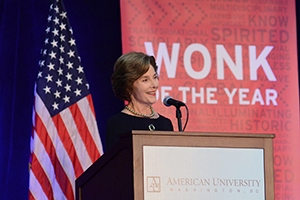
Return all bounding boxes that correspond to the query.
[163,96,172,107]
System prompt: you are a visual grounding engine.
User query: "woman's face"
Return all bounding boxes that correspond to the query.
[130,65,159,106]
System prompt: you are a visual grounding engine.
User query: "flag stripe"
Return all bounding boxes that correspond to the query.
[34,94,76,193]
[28,190,35,200]
[35,110,74,199]
[31,153,54,199]
[58,105,91,174]
[29,170,48,200]
[31,129,66,199]
[69,101,101,163]
[78,95,103,155]
[35,94,77,183]
[53,112,85,177]
[86,92,96,116]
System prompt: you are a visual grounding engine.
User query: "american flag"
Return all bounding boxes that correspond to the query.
[29,0,103,199]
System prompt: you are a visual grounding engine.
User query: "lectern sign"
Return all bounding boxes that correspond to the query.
[143,146,265,200]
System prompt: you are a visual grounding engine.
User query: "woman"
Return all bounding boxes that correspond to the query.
[106,52,174,150]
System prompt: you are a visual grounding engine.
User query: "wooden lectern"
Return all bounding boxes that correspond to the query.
[76,131,275,200]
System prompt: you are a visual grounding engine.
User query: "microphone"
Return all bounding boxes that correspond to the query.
[163,96,185,108]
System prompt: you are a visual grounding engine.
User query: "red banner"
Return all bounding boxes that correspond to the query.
[121,0,300,199]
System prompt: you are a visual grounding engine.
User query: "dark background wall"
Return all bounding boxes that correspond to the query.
[0,0,298,199]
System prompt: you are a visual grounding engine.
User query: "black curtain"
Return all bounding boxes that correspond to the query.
[0,0,122,199]
[0,0,299,199]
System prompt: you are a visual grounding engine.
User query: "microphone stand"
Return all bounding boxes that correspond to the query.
[176,106,183,132]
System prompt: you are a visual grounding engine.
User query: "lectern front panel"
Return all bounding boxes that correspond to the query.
[143,146,265,200]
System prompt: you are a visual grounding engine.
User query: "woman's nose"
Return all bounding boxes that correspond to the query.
[151,79,159,88]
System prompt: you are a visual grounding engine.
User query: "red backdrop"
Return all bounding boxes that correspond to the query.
[121,1,299,199]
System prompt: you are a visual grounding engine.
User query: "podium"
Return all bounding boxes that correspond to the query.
[76,131,275,200]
